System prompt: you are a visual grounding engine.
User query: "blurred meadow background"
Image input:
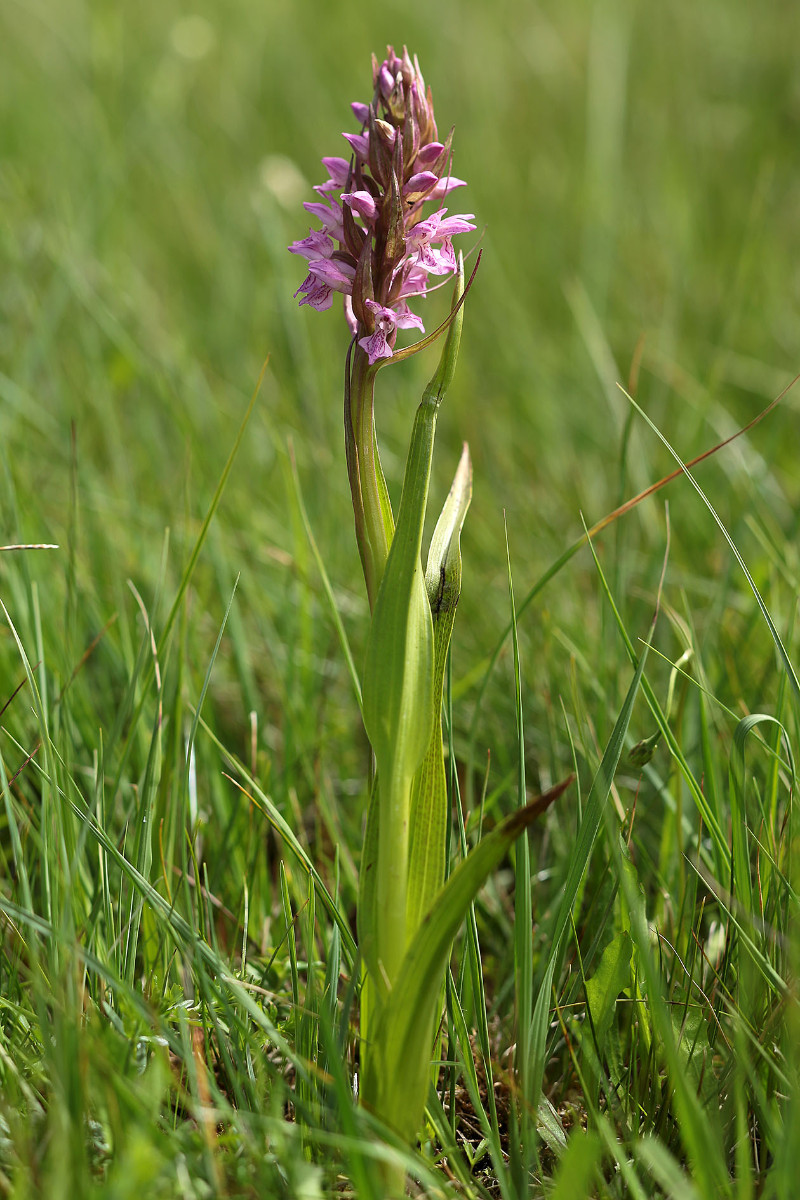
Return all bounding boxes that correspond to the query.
[1,0,800,1196]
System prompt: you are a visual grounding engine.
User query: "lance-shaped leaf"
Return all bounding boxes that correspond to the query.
[359,260,467,991]
[368,777,573,1143]
[360,398,436,988]
[406,443,472,936]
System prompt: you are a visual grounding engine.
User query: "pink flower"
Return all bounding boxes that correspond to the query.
[358,300,425,365]
[321,157,350,188]
[342,132,369,161]
[406,210,476,275]
[341,191,378,224]
[303,200,344,242]
[294,273,333,311]
[428,176,467,201]
[288,228,334,261]
[304,257,355,293]
[403,172,439,201]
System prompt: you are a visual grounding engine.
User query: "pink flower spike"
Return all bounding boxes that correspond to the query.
[342,190,378,223]
[289,47,474,342]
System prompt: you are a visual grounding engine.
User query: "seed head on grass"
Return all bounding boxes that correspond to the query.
[289,45,475,363]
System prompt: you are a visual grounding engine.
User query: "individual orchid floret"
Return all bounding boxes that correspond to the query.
[293,274,333,312]
[318,157,351,190]
[341,191,379,224]
[288,228,334,261]
[289,45,475,365]
[358,299,425,363]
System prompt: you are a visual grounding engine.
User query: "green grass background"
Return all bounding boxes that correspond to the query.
[1,0,799,1196]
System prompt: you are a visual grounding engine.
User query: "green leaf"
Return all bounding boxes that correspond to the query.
[360,258,467,990]
[548,1130,603,1200]
[406,443,472,936]
[356,774,380,982]
[633,1135,702,1200]
[361,394,436,988]
[424,441,472,623]
[584,930,633,1057]
[367,777,572,1142]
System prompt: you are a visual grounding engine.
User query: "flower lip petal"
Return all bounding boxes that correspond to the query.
[294,273,334,311]
[358,327,393,363]
[359,297,425,361]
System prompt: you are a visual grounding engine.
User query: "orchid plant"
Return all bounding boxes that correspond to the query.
[290,46,567,1188]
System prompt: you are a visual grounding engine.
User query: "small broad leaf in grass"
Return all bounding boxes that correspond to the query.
[581,929,633,1091]
[584,929,633,1055]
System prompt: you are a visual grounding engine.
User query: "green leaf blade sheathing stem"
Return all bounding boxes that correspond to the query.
[370,777,573,1143]
[361,393,437,987]
[407,442,472,937]
[360,258,467,990]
